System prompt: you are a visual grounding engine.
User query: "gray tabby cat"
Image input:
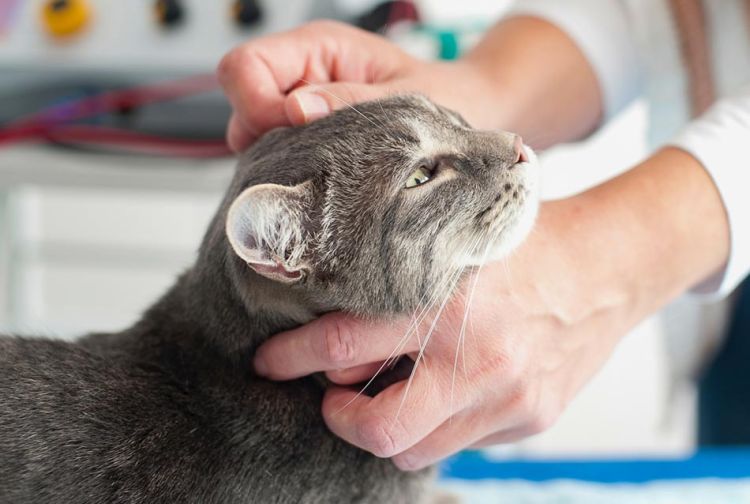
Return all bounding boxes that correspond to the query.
[0,95,538,503]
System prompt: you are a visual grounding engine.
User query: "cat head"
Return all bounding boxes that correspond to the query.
[224,95,538,316]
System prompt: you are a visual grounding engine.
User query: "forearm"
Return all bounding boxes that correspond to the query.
[459,16,603,148]
[553,148,730,326]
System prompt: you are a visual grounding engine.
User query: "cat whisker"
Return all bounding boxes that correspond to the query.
[334,232,482,418]
[380,240,475,370]
[298,78,387,132]
[392,233,483,423]
[378,99,388,121]
[386,253,471,362]
[340,82,390,131]
[445,233,487,413]
[450,230,494,423]
[332,243,473,415]
[394,263,467,423]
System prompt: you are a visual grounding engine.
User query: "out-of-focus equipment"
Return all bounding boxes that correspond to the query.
[0,0,507,158]
[231,0,263,28]
[0,74,230,158]
[0,1,347,157]
[40,0,91,39]
[154,0,186,29]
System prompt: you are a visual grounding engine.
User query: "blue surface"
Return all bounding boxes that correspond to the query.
[440,449,750,483]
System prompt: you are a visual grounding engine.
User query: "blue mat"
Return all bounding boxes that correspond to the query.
[438,450,750,503]
[440,449,750,483]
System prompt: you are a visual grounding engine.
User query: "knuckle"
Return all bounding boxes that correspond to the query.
[525,406,559,436]
[393,451,422,472]
[508,382,535,418]
[217,45,263,87]
[480,350,522,384]
[507,384,558,436]
[216,47,244,84]
[356,416,404,458]
[489,341,531,383]
[322,318,358,367]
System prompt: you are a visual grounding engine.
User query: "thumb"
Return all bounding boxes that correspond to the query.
[284,82,391,125]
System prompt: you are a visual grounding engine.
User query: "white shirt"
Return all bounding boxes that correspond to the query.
[507,0,750,297]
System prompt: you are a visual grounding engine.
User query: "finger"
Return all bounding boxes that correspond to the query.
[321,364,470,458]
[391,410,491,471]
[284,82,394,125]
[253,312,421,380]
[226,112,257,153]
[326,362,384,385]
[217,39,290,139]
[467,390,559,449]
[393,380,560,470]
[390,409,533,471]
[218,21,406,139]
[468,426,536,449]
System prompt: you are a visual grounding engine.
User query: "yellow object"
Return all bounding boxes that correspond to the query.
[40,0,91,38]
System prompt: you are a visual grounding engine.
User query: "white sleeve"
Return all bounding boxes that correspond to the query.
[505,0,643,120]
[670,89,750,297]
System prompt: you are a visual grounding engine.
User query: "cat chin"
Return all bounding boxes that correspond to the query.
[460,196,540,267]
[499,198,540,256]
[487,145,541,259]
[459,150,541,268]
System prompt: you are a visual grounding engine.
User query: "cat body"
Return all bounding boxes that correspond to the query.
[0,96,538,503]
[0,292,423,503]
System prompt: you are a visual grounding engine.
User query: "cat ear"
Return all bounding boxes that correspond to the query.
[226,181,313,284]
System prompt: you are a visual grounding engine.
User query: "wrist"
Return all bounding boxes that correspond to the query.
[528,197,637,329]
[565,148,730,321]
[461,16,603,147]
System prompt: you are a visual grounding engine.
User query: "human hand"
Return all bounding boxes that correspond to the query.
[252,196,640,471]
[217,20,503,152]
[251,140,730,470]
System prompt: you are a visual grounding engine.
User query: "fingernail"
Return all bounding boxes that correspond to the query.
[295,91,330,122]
[253,353,269,377]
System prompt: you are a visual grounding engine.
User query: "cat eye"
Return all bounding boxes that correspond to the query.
[405,165,433,188]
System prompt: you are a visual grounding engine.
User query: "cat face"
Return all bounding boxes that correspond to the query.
[225,95,538,315]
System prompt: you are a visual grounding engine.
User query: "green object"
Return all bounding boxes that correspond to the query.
[413,22,489,61]
[437,30,459,60]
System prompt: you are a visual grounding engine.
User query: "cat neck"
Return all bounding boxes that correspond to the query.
[137,257,318,362]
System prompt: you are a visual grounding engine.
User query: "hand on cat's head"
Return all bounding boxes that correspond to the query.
[218,20,501,152]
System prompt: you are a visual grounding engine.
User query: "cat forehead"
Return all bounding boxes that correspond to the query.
[330,96,464,162]
[389,96,467,155]
[404,117,461,160]
[236,95,467,185]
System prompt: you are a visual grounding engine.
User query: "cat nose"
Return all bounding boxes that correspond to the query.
[513,135,529,163]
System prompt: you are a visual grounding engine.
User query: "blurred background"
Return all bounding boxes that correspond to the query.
[0,0,744,498]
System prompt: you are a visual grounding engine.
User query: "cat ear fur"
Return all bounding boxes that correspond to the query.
[226,181,313,284]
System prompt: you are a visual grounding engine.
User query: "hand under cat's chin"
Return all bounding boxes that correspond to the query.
[257,195,636,473]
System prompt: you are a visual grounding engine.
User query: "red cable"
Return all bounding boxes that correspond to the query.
[8,73,219,130]
[40,125,230,158]
[386,0,418,32]
[52,125,231,157]
[0,74,230,157]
